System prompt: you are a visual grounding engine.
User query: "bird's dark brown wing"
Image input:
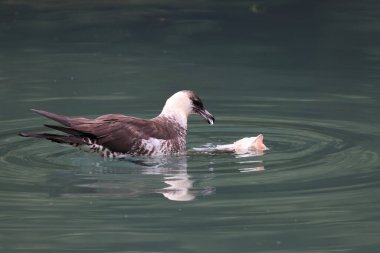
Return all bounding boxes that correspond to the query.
[65,115,179,153]
[27,110,182,154]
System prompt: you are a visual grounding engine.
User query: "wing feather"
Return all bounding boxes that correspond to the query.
[27,110,183,154]
[66,116,178,153]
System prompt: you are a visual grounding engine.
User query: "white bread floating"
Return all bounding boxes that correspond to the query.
[215,134,268,153]
[193,134,268,154]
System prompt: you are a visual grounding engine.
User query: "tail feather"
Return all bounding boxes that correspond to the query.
[19,109,96,146]
[31,109,88,126]
[44,124,96,138]
[31,109,72,126]
[18,132,85,145]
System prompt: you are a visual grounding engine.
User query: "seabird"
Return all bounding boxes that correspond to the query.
[19,90,215,158]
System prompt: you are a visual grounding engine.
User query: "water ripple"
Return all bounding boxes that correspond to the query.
[0,115,379,202]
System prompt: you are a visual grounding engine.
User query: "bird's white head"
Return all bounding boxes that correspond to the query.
[160,90,215,127]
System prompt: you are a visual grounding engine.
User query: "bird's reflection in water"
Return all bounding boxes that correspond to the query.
[161,174,195,201]
[139,156,197,201]
[46,155,212,201]
[46,150,265,201]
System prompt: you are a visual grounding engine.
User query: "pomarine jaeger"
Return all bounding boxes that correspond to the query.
[19,90,215,158]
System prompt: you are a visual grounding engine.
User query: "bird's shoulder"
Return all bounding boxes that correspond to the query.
[80,114,181,140]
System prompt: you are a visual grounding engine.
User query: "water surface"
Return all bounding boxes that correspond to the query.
[1,1,380,252]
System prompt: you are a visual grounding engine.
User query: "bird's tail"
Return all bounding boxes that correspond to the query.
[18,132,85,145]
[18,109,95,145]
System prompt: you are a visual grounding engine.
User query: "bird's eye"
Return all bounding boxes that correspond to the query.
[192,99,203,108]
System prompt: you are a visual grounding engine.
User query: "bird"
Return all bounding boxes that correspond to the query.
[18,90,215,158]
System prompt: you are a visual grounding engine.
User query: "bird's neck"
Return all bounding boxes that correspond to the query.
[158,108,188,129]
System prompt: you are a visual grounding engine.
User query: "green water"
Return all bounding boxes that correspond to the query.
[1,1,380,252]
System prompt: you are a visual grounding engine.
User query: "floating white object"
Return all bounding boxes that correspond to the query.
[217,134,268,153]
[193,134,268,155]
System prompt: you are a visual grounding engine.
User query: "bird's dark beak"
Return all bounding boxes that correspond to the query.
[198,108,215,125]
